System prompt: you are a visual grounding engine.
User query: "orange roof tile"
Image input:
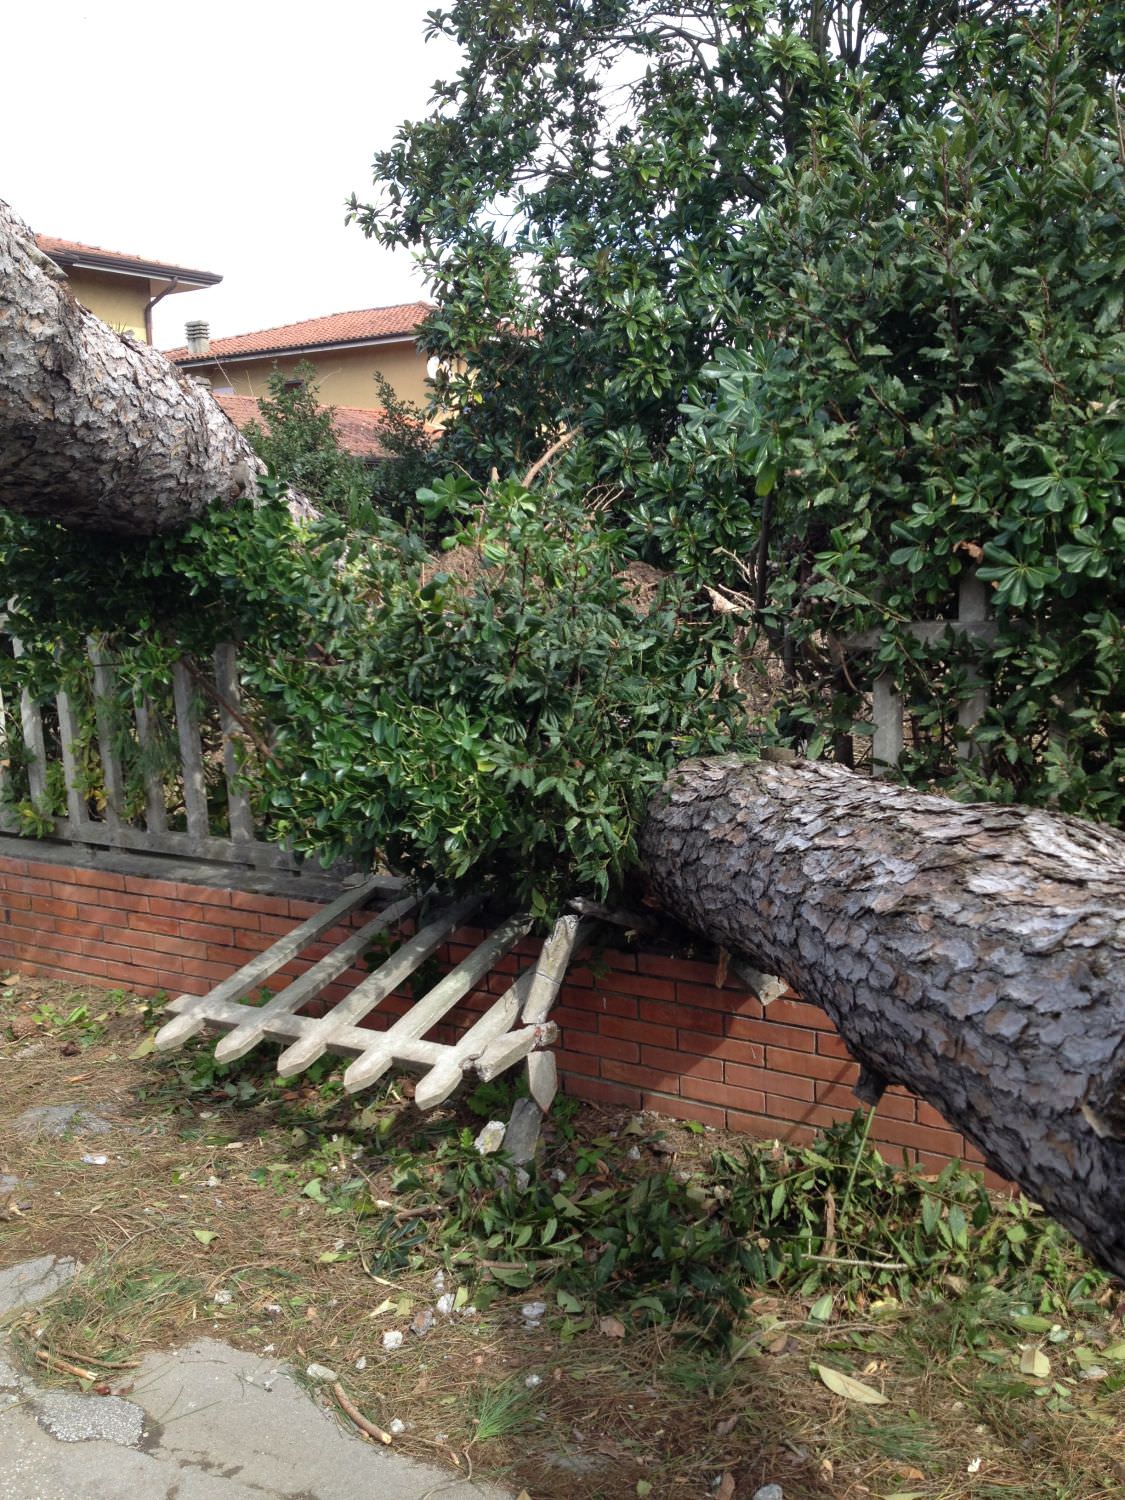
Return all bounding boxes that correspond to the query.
[212,391,438,461]
[164,303,432,363]
[36,235,221,286]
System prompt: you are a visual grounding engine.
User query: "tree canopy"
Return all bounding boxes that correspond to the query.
[354,0,1125,820]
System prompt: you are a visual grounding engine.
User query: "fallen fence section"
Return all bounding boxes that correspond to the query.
[154,892,588,1162]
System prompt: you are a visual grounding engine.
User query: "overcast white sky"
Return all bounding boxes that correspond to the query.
[2,0,459,348]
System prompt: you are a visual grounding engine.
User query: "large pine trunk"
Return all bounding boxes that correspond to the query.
[640,757,1125,1278]
[2,194,1123,1279]
[0,199,283,534]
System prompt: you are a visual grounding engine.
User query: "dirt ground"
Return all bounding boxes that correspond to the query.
[2,973,1123,1500]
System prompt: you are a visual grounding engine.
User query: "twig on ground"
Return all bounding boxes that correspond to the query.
[804,1254,908,1271]
[332,1381,393,1444]
[35,1349,99,1381]
[55,1349,140,1370]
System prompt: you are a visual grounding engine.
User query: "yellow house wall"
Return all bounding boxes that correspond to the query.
[64,269,150,340]
[202,343,430,409]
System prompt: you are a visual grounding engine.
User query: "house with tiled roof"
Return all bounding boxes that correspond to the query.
[163,303,434,411]
[36,235,221,344]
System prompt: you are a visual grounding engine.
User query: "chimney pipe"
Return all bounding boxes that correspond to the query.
[185,320,210,356]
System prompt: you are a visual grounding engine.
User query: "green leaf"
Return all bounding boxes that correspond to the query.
[814,1364,889,1405]
[192,1229,218,1246]
[808,1293,834,1323]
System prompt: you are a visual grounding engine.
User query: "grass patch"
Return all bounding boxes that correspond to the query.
[2,971,1123,1499]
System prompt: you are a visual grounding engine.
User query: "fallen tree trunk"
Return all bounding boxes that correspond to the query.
[640,756,1125,1279]
[0,199,303,534]
[3,195,1123,1279]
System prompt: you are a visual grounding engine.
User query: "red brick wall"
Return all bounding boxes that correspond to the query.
[0,851,1001,1181]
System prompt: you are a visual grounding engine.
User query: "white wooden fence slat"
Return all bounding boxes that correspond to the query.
[275,892,483,1076]
[0,680,19,833]
[133,694,169,832]
[9,639,49,814]
[412,970,536,1109]
[475,1019,551,1084]
[86,637,126,829]
[17,687,48,812]
[342,913,533,1094]
[213,891,421,1064]
[171,660,210,842]
[521,914,588,1024]
[871,673,904,775]
[527,1049,559,1111]
[212,643,256,845]
[54,688,91,832]
[153,874,388,1051]
[955,569,990,760]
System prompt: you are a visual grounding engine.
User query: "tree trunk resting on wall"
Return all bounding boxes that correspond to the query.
[0,199,310,534]
[2,195,1123,1280]
[640,757,1125,1279]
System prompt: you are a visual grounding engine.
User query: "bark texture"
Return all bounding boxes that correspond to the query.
[640,757,1125,1279]
[0,199,294,534]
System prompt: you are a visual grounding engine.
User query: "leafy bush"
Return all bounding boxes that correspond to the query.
[358,2,1125,824]
[243,361,377,528]
[366,372,445,526]
[241,478,745,908]
[0,483,745,907]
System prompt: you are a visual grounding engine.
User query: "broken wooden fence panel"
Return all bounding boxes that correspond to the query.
[155,900,581,1128]
[342,912,534,1093]
[153,874,390,1051]
[212,889,423,1065]
[275,892,485,1076]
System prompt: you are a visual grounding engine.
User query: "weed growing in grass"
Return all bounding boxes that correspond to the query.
[468,1377,537,1444]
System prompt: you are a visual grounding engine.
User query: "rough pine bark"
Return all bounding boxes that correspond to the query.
[640,757,1125,1279]
[0,199,304,534]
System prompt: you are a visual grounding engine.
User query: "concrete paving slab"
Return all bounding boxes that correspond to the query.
[0,1334,513,1500]
[0,1256,81,1317]
[36,1391,146,1446]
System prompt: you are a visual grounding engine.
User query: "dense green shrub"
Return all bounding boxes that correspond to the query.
[0,484,745,907]
[243,362,377,529]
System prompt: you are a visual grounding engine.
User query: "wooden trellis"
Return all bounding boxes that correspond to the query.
[154,881,588,1157]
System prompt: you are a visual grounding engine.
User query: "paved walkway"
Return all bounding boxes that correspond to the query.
[1,1257,511,1500]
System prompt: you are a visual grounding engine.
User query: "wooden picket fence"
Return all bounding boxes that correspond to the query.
[845,569,996,773]
[0,629,290,870]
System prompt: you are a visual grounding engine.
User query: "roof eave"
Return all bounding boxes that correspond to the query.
[46,249,222,288]
[170,332,420,365]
